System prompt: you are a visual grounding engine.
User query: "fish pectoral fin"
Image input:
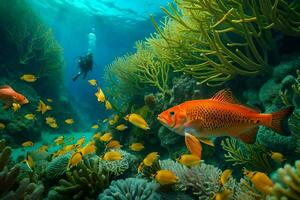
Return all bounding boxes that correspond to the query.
[185,132,202,158]
[237,127,258,144]
[199,138,215,147]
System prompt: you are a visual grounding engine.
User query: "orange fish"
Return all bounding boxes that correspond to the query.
[157,89,294,158]
[0,85,29,109]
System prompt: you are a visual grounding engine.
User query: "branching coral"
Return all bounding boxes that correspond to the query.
[146,0,300,86]
[54,156,110,199]
[148,0,273,86]
[267,161,300,200]
[98,178,160,200]
[258,0,300,36]
[221,138,273,173]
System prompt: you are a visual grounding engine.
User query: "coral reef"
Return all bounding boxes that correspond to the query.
[100,150,138,176]
[267,161,300,200]
[54,156,110,199]
[98,178,160,200]
[46,154,70,181]
[0,139,44,199]
[160,159,223,199]
[221,138,273,173]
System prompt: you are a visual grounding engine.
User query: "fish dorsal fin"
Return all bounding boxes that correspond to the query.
[211,89,239,104]
[0,85,12,89]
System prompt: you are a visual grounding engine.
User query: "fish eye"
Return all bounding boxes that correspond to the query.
[169,111,175,116]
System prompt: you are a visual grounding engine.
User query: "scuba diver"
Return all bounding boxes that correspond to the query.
[72,52,94,81]
[72,28,97,81]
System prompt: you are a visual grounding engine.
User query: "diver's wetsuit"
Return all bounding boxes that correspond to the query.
[72,53,93,81]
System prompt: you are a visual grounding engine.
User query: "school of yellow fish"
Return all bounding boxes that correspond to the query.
[4,78,282,197]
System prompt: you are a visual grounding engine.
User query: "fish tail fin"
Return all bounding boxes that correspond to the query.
[185,133,202,159]
[267,106,295,136]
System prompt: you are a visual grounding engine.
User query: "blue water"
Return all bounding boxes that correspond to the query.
[27,0,170,122]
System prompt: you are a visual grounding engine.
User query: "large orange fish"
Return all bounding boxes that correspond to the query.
[157,89,294,158]
[0,85,29,109]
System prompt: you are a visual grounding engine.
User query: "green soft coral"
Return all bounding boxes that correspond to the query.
[54,156,110,199]
[148,0,300,86]
[221,138,273,173]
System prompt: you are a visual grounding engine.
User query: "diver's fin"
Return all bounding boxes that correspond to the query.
[199,138,215,147]
[237,127,258,144]
[185,132,202,158]
[267,106,295,136]
[72,72,82,81]
[211,89,239,104]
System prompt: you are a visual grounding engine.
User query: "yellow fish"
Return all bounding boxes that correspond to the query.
[243,169,274,194]
[100,133,112,142]
[95,87,105,102]
[153,170,178,185]
[24,113,36,120]
[115,124,127,131]
[108,115,119,125]
[38,145,48,152]
[67,152,83,169]
[105,100,112,110]
[176,154,201,167]
[36,100,51,114]
[20,74,37,82]
[106,140,122,149]
[102,151,122,161]
[91,124,99,129]
[88,79,97,86]
[129,143,144,151]
[48,122,58,128]
[46,117,56,124]
[220,169,232,186]
[63,145,75,152]
[270,151,285,164]
[80,142,96,156]
[22,141,33,147]
[0,123,6,129]
[12,103,21,112]
[143,152,159,166]
[113,114,119,121]
[54,136,64,145]
[65,118,74,124]
[124,113,150,130]
[93,132,101,140]
[24,153,34,171]
[103,118,109,123]
[76,137,85,146]
[52,149,65,158]
[214,189,231,200]
[47,98,53,102]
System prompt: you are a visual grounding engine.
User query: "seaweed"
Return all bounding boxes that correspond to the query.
[221,138,273,173]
